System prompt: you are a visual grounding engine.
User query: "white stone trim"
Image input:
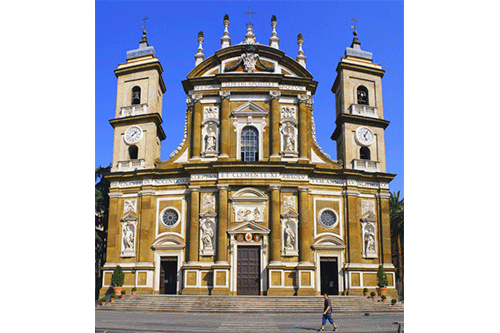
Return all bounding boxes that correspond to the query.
[313,197,343,240]
[156,197,186,240]
[154,251,183,293]
[315,252,344,294]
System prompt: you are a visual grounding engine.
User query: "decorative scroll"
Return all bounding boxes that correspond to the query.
[224,45,275,73]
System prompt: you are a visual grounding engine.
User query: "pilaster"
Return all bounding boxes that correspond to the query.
[297,95,311,162]
[188,186,200,262]
[219,91,231,159]
[269,91,281,160]
[191,94,203,160]
[269,184,281,263]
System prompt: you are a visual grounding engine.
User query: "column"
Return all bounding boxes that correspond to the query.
[298,186,312,263]
[191,94,203,160]
[269,91,281,160]
[216,184,229,263]
[269,184,281,263]
[188,186,200,262]
[219,91,230,159]
[297,94,310,162]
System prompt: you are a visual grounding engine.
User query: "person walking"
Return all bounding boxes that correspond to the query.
[320,293,338,331]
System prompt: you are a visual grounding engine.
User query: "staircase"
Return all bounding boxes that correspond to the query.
[96,295,404,313]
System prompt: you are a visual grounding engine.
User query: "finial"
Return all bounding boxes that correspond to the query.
[195,30,205,66]
[350,17,360,45]
[269,15,279,49]
[244,6,256,26]
[221,14,231,48]
[296,33,306,68]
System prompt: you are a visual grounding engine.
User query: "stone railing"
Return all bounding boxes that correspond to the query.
[120,104,148,118]
[352,159,380,172]
[350,104,378,118]
[117,159,145,171]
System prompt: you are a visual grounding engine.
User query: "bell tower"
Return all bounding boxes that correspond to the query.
[110,29,166,172]
[331,31,390,173]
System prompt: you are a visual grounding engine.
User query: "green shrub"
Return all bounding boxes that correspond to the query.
[370,291,376,297]
[111,265,125,287]
[132,287,137,292]
[376,265,388,288]
[381,295,387,300]
[121,290,126,295]
[391,298,397,304]
[363,288,368,292]
[110,293,116,299]
[100,297,107,302]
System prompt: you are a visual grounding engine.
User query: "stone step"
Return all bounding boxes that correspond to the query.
[97,295,403,313]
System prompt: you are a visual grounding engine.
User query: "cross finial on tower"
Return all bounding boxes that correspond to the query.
[244,6,256,26]
[141,15,149,31]
[350,16,358,31]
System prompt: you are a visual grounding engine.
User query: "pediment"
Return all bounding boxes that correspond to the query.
[227,221,270,235]
[360,212,377,223]
[199,209,217,218]
[312,235,346,250]
[231,101,268,117]
[281,209,299,218]
[121,212,137,222]
[152,235,186,250]
[231,187,268,202]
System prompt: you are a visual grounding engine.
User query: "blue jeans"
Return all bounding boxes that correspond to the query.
[322,312,334,325]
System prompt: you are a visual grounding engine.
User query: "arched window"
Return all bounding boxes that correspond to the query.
[360,146,371,160]
[241,126,259,161]
[357,86,369,105]
[128,145,138,160]
[132,86,141,105]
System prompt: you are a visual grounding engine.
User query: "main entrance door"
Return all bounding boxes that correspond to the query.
[237,246,260,295]
[159,257,177,294]
[320,257,339,295]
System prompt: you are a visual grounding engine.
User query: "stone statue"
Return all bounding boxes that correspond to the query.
[204,127,217,151]
[282,126,295,152]
[123,223,135,250]
[201,220,214,249]
[364,230,375,253]
[284,222,295,250]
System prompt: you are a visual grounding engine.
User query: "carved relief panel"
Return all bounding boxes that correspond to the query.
[280,106,298,158]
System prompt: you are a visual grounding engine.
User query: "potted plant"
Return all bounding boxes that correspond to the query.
[370,291,376,300]
[121,290,126,299]
[100,297,107,306]
[132,287,137,296]
[391,298,398,307]
[381,295,387,303]
[376,265,388,296]
[110,294,116,302]
[363,288,368,297]
[111,265,125,297]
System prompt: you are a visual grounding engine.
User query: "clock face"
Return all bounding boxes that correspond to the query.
[355,127,374,146]
[124,126,142,144]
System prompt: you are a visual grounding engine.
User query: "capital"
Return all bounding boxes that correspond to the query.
[219,90,231,100]
[269,90,281,100]
[190,94,203,103]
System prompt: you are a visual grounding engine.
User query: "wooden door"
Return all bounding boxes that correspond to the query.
[160,257,177,294]
[320,258,339,295]
[237,246,260,295]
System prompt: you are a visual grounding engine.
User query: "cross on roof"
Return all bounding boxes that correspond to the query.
[141,15,149,31]
[350,16,358,30]
[244,6,256,26]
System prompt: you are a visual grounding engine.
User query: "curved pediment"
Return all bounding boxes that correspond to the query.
[231,187,268,201]
[187,44,313,79]
[152,235,186,250]
[312,235,346,250]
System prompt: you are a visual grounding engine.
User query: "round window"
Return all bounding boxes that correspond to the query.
[161,208,180,227]
[319,209,338,228]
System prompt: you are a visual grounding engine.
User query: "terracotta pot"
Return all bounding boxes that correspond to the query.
[121,294,125,299]
[132,291,136,296]
[101,301,106,306]
[363,292,367,297]
[110,298,115,303]
[371,296,375,300]
[113,287,123,295]
[392,303,397,308]
[376,287,387,296]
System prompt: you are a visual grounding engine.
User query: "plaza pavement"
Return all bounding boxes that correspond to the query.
[95,310,404,332]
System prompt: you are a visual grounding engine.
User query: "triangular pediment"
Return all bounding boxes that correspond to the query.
[312,235,346,250]
[281,209,299,218]
[231,101,268,117]
[199,210,217,218]
[121,212,137,222]
[227,221,270,235]
[360,211,377,223]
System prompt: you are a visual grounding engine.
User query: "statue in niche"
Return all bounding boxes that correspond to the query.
[204,127,217,152]
[364,228,376,254]
[284,222,295,250]
[123,223,135,250]
[201,219,214,249]
[281,125,295,152]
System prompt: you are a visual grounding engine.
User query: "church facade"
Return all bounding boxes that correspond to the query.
[100,15,397,297]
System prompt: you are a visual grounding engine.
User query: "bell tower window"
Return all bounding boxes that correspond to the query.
[357,86,369,105]
[132,86,141,105]
[241,126,259,161]
[360,146,371,160]
[128,145,139,160]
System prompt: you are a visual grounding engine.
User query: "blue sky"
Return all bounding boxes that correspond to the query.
[95,0,404,196]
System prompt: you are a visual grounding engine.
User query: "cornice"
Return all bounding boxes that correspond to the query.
[331,113,390,140]
[109,113,166,140]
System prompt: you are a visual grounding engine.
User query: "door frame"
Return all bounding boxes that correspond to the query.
[236,244,262,295]
[230,241,267,295]
[315,252,344,295]
[154,251,183,294]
